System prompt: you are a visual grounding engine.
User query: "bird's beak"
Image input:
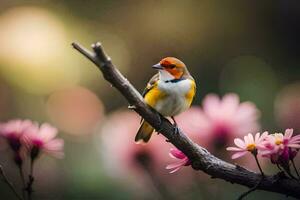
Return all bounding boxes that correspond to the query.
[152,63,163,70]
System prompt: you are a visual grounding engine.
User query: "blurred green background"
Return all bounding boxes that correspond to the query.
[0,0,300,199]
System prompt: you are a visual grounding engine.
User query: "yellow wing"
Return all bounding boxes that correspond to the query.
[142,73,159,97]
[185,79,196,107]
[135,74,161,143]
[142,73,166,108]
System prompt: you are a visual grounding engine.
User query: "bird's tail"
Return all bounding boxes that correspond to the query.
[135,120,154,143]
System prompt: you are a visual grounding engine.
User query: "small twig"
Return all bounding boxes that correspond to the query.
[291,159,300,179]
[237,177,263,200]
[25,159,35,200]
[281,163,297,180]
[237,153,265,199]
[17,165,26,200]
[0,165,24,200]
[277,164,283,172]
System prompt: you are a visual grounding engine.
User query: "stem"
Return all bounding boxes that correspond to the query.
[17,165,26,200]
[237,178,263,200]
[283,167,297,180]
[0,165,24,200]
[277,164,283,172]
[253,153,264,177]
[237,152,265,199]
[291,159,300,179]
[26,159,35,200]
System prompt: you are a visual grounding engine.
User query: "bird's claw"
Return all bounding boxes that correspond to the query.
[173,125,180,134]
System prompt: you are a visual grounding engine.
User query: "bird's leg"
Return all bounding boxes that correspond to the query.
[171,116,179,135]
[165,117,179,143]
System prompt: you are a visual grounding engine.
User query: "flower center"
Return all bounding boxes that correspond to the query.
[275,139,282,145]
[246,143,256,151]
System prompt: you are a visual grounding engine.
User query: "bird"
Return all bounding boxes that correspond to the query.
[135,57,196,143]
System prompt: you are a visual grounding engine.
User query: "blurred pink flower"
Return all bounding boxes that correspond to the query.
[22,123,64,159]
[0,119,33,152]
[166,148,190,173]
[226,132,268,159]
[175,106,210,145]
[99,110,195,193]
[100,110,171,175]
[260,129,300,163]
[196,93,260,151]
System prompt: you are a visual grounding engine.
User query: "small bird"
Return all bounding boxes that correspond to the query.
[135,57,196,143]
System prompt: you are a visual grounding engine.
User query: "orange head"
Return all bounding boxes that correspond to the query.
[152,57,188,79]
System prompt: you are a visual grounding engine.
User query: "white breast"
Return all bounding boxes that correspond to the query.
[155,79,192,116]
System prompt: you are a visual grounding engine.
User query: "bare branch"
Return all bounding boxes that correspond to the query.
[0,165,23,200]
[72,42,300,198]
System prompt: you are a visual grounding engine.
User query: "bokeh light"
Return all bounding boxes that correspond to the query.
[275,82,300,133]
[0,6,80,94]
[220,56,279,127]
[46,86,104,136]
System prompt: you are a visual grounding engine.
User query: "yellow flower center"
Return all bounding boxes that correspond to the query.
[246,143,256,151]
[275,139,282,145]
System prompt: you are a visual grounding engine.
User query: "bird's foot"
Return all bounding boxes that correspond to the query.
[173,125,180,135]
[171,116,179,134]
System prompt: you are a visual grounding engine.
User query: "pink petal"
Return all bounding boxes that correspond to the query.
[255,132,260,143]
[202,94,220,119]
[260,131,269,141]
[166,159,188,173]
[234,138,246,148]
[288,144,300,148]
[169,148,186,159]
[39,123,58,142]
[235,102,260,125]
[284,129,294,139]
[247,133,254,144]
[168,167,181,174]
[226,147,243,151]
[290,135,300,143]
[244,135,250,145]
[219,93,239,117]
[231,151,247,159]
[43,139,64,158]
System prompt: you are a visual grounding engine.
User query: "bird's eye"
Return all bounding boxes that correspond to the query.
[169,64,176,69]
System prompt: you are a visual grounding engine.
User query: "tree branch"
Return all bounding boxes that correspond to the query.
[72,42,300,198]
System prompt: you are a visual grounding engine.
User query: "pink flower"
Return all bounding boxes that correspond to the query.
[22,123,64,159]
[260,129,300,163]
[0,119,34,152]
[196,93,260,150]
[226,132,268,159]
[99,110,195,192]
[166,148,190,173]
